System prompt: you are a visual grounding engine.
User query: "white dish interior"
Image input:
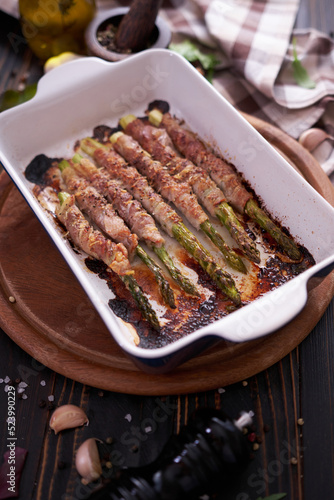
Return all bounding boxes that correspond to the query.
[0,50,333,362]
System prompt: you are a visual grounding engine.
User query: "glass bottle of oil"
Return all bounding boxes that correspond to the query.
[19,0,96,60]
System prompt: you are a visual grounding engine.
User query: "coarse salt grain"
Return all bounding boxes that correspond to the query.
[218,387,225,394]
[48,395,54,402]
[18,381,28,389]
[124,414,132,422]
[40,380,46,386]
[145,426,152,433]
[4,376,10,384]
[22,394,28,400]
[0,379,4,384]
[17,387,26,394]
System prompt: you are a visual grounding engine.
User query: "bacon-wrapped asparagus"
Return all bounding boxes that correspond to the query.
[110,130,247,274]
[120,114,260,265]
[69,151,199,298]
[80,138,242,306]
[59,159,176,308]
[56,191,160,331]
[149,110,302,261]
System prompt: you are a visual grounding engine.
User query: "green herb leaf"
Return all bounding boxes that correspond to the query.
[256,494,287,500]
[0,83,37,112]
[292,37,316,89]
[169,40,219,83]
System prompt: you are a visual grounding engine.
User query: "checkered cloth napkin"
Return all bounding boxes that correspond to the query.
[158,0,334,174]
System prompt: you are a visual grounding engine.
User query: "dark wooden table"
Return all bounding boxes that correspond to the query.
[0,2,333,499]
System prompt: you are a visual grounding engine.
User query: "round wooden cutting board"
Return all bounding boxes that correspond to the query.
[0,114,333,395]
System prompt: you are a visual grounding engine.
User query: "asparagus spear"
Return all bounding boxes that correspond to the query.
[149,110,302,261]
[111,130,247,274]
[57,191,161,331]
[244,198,301,261]
[135,245,176,308]
[75,143,200,297]
[59,158,176,309]
[121,113,259,266]
[81,138,241,306]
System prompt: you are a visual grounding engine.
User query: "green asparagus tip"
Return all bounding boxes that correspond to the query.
[119,114,137,130]
[72,153,83,163]
[58,159,70,172]
[58,191,70,205]
[110,131,124,144]
[80,137,107,156]
[148,109,163,127]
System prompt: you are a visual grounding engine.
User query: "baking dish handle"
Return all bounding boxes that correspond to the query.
[33,57,112,101]
[214,254,334,343]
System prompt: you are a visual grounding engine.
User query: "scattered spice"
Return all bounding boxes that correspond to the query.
[297,418,304,426]
[290,457,298,465]
[97,23,124,54]
[8,296,16,303]
[252,443,260,451]
[242,380,248,387]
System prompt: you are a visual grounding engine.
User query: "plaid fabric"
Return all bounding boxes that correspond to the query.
[162,0,334,173]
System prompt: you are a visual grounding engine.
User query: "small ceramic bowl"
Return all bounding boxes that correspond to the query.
[85,7,172,62]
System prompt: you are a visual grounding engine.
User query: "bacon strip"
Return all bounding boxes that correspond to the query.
[90,146,183,237]
[70,157,165,249]
[160,112,252,214]
[112,133,208,230]
[56,194,131,276]
[125,118,226,217]
[61,164,138,258]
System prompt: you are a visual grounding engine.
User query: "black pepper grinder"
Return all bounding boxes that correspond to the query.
[89,408,254,499]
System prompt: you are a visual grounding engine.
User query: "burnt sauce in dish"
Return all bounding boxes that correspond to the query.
[25,103,315,349]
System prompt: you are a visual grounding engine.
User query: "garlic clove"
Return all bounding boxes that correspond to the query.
[75,438,102,485]
[298,127,332,153]
[49,404,89,434]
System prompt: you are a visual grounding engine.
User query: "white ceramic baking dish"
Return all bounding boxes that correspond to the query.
[0,50,333,373]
